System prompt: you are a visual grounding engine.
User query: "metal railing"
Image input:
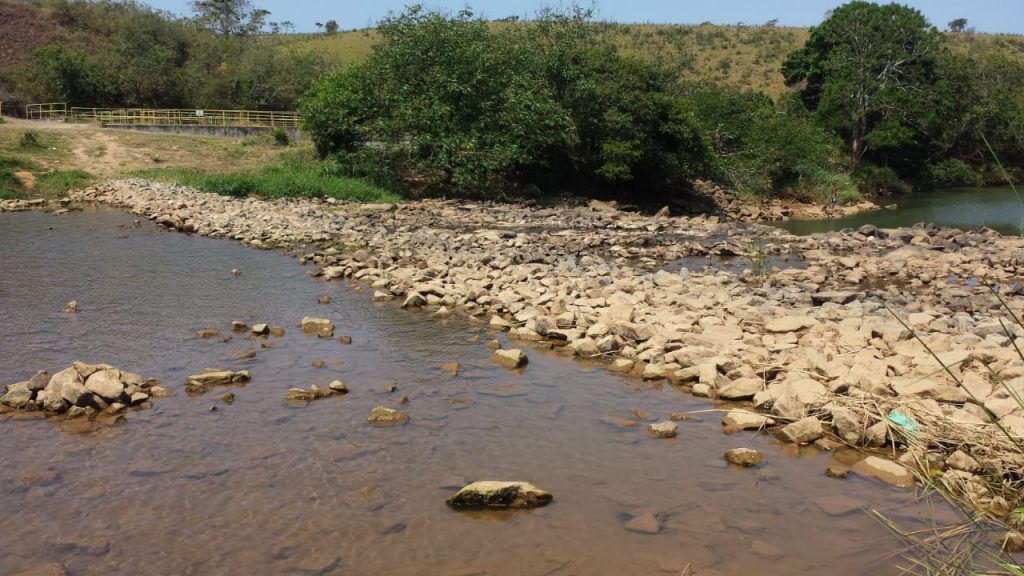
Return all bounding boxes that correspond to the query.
[68,107,300,128]
[26,102,67,120]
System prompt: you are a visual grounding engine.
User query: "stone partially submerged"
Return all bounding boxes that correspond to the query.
[185,370,251,394]
[490,348,528,370]
[447,481,553,509]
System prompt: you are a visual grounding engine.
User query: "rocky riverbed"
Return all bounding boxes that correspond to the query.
[7,180,1024,518]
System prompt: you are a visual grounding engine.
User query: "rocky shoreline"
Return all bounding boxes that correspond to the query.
[5,180,1024,523]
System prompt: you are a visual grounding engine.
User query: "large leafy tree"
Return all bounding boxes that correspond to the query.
[782,1,942,171]
[192,0,269,36]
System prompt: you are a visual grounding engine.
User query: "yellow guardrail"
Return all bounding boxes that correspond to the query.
[69,107,300,128]
[27,102,67,120]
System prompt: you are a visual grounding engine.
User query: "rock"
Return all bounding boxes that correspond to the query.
[185,370,250,393]
[831,407,865,444]
[285,388,314,401]
[1,381,34,409]
[600,416,639,429]
[219,392,235,405]
[722,409,774,434]
[813,495,863,516]
[750,540,786,561]
[946,449,981,473]
[36,389,67,412]
[765,317,818,333]
[718,377,764,400]
[300,316,334,337]
[491,348,528,370]
[608,359,635,373]
[373,290,391,302]
[367,406,408,426]
[402,292,426,308]
[63,300,78,313]
[383,383,397,393]
[269,326,285,337]
[328,380,349,394]
[337,335,352,344]
[810,291,857,306]
[251,323,269,335]
[129,392,149,406]
[148,386,172,398]
[230,268,241,276]
[231,321,248,332]
[1001,531,1024,553]
[779,416,824,444]
[318,295,332,304]
[195,329,220,338]
[440,362,461,377]
[84,369,125,401]
[447,481,552,509]
[647,421,678,438]
[49,367,88,406]
[624,512,662,534]
[724,448,764,467]
[852,456,914,488]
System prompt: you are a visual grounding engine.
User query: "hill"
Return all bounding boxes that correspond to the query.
[282,22,1024,99]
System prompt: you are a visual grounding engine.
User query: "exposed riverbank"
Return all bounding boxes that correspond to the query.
[6,180,1024,529]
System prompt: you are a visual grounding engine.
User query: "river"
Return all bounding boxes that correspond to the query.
[778,186,1023,236]
[0,208,964,575]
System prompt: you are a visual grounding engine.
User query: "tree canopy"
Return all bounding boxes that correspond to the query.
[783,1,942,173]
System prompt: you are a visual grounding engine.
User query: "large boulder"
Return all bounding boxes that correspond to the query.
[722,409,775,434]
[49,367,89,406]
[1,381,34,409]
[718,377,764,400]
[447,481,552,509]
[84,369,125,402]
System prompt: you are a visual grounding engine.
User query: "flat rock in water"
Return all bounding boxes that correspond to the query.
[624,512,662,534]
[852,456,914,488]
[186,370,250,391]
[490,348,528,370]
[724,448,764,467]
[367,406,408,426]
[300,317,334,337]
[647,421,678,438]
[447,481,552,509]
[813,495,863,516]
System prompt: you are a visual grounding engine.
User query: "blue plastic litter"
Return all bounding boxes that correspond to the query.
[886,411,919,433]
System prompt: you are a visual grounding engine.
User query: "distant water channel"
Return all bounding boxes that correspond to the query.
[777,186,1024,236]
[0,208,969,575]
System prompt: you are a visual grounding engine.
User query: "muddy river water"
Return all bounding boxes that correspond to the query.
[0,209,963,575]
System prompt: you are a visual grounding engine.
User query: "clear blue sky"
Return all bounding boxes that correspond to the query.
[146,0,1024,34]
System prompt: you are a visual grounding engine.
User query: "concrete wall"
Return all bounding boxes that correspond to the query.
[100,123,305,140]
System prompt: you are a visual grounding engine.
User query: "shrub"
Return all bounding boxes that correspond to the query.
[928,158,983,187]
[300,6,715,199]
[19,131,42,149]
[271,128,290,147]
[852,164,913,196]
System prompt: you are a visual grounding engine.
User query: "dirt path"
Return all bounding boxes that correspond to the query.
[68,128,137,177]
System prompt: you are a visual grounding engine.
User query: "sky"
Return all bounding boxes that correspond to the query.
[146,0,1024,34]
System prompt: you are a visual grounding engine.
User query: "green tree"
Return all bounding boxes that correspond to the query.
[191,0,268,36]
[782,1,942,171]
[324,19,339,34]
[948,18,968,33]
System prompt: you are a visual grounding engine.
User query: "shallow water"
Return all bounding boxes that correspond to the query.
[777,186,1024,236]
[0,209,963,575]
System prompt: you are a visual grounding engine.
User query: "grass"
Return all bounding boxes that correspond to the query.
[135,154,402,203]
[0,153,95,199]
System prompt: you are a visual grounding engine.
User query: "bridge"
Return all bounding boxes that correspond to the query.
[24,103,301,137]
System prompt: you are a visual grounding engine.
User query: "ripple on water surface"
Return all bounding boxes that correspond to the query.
[0,208,962,575]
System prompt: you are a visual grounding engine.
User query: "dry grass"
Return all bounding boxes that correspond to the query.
[0,119,296,178]
[283,23,1024,99]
